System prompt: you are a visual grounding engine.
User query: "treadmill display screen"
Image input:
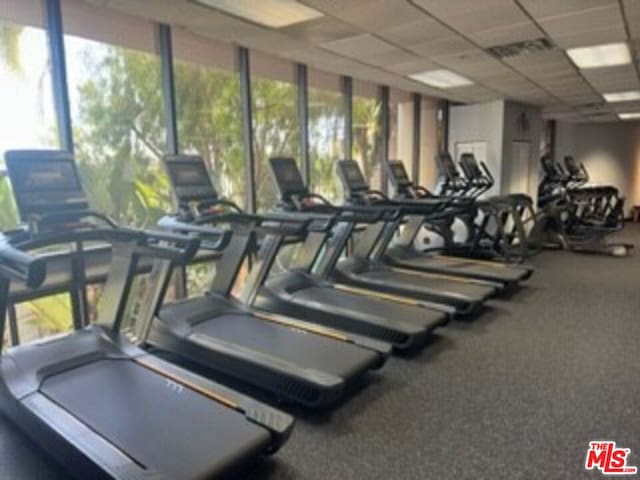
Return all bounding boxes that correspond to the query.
[6,152,89,220]
[269,158,306,196]
[564,156,578,173]
[165,158,217,203]
[390,163,410,184]
[11,160,80,193]
[170,163,211,187]
[339,161,368,191]
[438,153,459,179]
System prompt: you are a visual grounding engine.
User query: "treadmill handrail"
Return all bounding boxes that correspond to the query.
[7,226,201,265]
[0,238,46,289]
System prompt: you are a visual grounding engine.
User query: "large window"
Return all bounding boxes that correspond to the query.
[352,81,382,191]
[63,4,168,227]
[251,53,300,212]
[174,31,245,208]
[0,1,58,229]
[308,69,345,203]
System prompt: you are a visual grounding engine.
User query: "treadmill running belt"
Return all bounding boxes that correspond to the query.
[191,313,379,379]
[291,286,443,329]
[40,359,270,479]
[395,256,526,282]
[346,269,493,299]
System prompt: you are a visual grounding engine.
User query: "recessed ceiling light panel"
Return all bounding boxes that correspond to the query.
[194,0,323,28]
[619,112,640,120]
[409,69,473,89]
[566,42,631,69]
[603,91,640,103]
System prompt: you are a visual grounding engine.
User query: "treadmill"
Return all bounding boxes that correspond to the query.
[378,160,532,288]
[139,155,388,408]
[270,157,496,316]
[0,150,293,479]
[160,156,447,352]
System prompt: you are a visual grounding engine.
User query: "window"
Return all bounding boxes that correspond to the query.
[0,0,58,229]
[11,294,73,347]
[352,81,382,191]
[63,2,168,227]
[251,53,301,212]
[308,69,345,203]
[173,30,245,208]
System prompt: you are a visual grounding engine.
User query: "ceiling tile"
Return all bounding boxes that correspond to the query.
[552,26,627,49]
[432,48,496,69]
[430,3,530,33]
[336,0,428,32]
[538,5,625,40]
[581,65,638,82]
[461,62,514,78]
[379,18,454,46]
[282,17,362,44]
[611,101,640,112]
[519,0,618,20]
[363,49,421,67]
[469,22,544,47]
[408,35,476,56]
[412,0,513,19]
[321,33,396,57]
[384,58,440,75]
[298,0,372,14]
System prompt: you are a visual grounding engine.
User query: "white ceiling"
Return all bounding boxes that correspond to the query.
[86,0,640,122]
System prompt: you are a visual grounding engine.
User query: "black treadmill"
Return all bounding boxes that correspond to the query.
[270,157,496,316]
[143,155,388,408]
[228,165,449,351]
[376,160,532,288]
[0,150,293,480]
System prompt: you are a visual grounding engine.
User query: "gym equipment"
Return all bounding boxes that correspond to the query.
[139,154,389,408]
[372,160,532,288]
[0,150,293,480]
[535,154,632,257]
[436,152,539,262]
[270,157,496,317]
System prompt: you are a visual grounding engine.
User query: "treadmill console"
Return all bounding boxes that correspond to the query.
[563,155,579,174]
[459,153,483,180]
[164,155,218,206]
[436,153,460,180]
[387,161,411,189]
[336,160,369,195]
[269,157,309,200]
[5,150,89,221]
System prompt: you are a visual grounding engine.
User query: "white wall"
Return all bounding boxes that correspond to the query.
[448,100,505,196]
[555,121,640,205]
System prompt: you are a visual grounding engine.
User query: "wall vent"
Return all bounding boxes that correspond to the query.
[487,38,554,59]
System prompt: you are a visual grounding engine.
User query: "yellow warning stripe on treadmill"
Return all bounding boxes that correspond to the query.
[134,357,239,410]
[333,283,422,307]
[254,311,349,342]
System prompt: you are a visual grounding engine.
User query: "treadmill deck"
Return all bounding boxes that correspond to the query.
[40,359,270,479]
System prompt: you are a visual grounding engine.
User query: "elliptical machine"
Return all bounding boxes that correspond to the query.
[433,152,538,262]
[534,154,632,257]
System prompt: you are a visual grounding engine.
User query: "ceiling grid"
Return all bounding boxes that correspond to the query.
[86,0,640,122]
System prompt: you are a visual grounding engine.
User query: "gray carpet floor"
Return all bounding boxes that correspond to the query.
[1,227,639,479]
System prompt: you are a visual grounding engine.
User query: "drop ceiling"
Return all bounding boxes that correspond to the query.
[86,0,640,122]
